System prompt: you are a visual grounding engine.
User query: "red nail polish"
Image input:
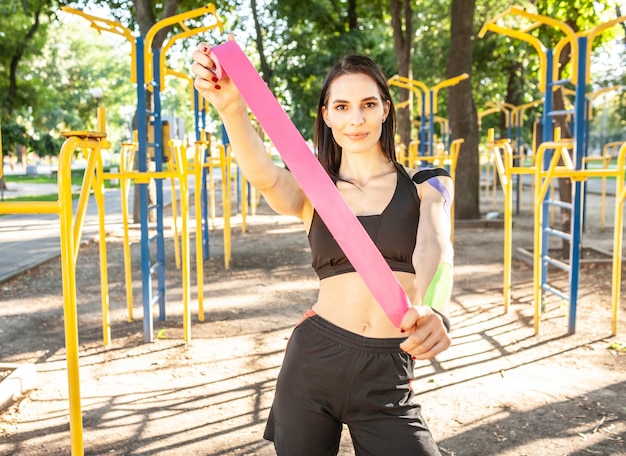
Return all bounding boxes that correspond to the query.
[400,329,405,333]
[215,84,221,90]
[411,355,416,360]
[211,76,219,83]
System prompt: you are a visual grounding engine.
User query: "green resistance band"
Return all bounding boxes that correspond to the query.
[423,262,453,311]
[424,262,453,333]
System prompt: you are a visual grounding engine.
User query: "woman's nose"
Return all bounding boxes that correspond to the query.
[350,109,365,125]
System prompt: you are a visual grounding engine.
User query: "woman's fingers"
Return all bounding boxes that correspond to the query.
[399,307,451,359]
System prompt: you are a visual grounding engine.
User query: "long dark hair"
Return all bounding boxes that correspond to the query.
[313,55,397,179]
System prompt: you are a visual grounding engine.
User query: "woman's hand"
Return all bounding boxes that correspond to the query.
[190,36,245,114]
[399,306,451,360]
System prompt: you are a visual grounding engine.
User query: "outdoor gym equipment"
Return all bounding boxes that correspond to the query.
[583,141,625,230]
[479,100,543,213]
[480,6,626,335]
[64,5,224,343]
[388,73,468,158]
[0,115,112,456]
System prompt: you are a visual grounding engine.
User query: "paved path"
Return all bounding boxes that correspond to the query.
[0,164,620,284]
[0,173,175,284]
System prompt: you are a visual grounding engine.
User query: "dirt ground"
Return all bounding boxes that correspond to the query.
[0,185,625,456]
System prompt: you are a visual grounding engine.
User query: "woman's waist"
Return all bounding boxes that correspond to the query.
[313,272,415,338]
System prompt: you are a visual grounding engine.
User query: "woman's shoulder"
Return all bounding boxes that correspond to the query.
[401,165,451,184]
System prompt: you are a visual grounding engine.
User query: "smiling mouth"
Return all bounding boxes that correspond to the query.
[345,132,368,140]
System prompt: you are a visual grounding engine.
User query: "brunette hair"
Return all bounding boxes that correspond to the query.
[313,55,397,178]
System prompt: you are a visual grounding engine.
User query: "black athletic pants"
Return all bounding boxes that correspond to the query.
[263,312,442,456]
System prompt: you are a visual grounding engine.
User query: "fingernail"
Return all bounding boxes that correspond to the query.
[211,76,219,82]
[199,45,208,53]
[411,355,416,360]
[400,329,405,333]
[215,84,221,90]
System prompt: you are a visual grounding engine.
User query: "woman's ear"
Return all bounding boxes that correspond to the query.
[322,106,330,127]
[383,100,391,119]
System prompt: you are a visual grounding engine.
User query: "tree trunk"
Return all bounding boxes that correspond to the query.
[390,0,413,151]
[251,0,273,88]
[553,24,576,258]
[7,7,42,117]
[447,0,480,219]
[504,60,523,142]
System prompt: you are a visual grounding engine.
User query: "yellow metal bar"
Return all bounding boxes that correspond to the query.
[241,167,248,234]
[168,141,182,270]
[60,7,136,83]
[479,22,548,92]
[194,139,207,321]
[57,136,84,456]
[0,201,59,214]
[93,152,111,346]
[478,106,504,125]
[144,4,222,86]
[508,6,578,86]
[221,144,231,269]
[174,139,192,343]
[430,73,469,115]
[104,169,180,182]
[448,138,462,243]
[159,19,224,88]
[119,142,136,322]
[388,74,429,95]
[582,16,626,85]
[489,129,513,313]
[209,143,218,227]
[72,147,98,262]
[50,130,110,455]
[388,77,425,115]
[611,142,626,335]
[511,100,542,127]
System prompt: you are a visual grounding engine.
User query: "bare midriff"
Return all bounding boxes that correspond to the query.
[311,271,416,338]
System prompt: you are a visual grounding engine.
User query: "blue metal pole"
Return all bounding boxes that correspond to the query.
[152,49,166,322]
[419,93,426,156]
[429,91,435,156]
[194,89,201,142]
[568,36,588,335]
[136,36,153,343]
[540,49,555,304]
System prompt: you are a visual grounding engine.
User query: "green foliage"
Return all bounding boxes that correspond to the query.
[1,122,28,155]
[1,0,624,161]
[608,341,626,352]
[30,132,64,157]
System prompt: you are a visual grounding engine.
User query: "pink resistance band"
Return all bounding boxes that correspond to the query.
[210,41,411,327]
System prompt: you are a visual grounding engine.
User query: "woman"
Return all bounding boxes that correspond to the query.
[192,41,453,456]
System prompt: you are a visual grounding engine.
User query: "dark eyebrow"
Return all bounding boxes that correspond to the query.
[330,96,379,104]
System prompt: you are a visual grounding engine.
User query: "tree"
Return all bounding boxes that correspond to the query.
[0,0,54,119]
[447,0,480,219]
[0,0,57,166]
[389,0,414,149]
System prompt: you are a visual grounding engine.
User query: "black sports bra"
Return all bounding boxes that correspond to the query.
[308,163,420,280]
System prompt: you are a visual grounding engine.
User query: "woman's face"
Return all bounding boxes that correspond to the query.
[322,73,390,156]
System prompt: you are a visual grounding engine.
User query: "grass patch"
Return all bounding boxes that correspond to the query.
[3,171,85,187]
[1,193,63,203]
